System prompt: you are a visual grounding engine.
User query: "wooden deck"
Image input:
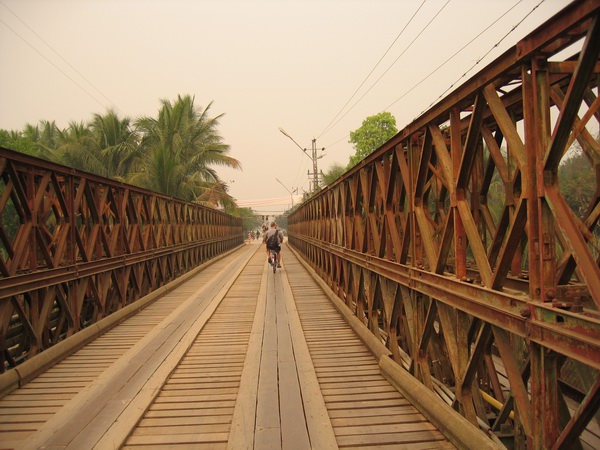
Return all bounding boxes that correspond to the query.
[0,242,459,449]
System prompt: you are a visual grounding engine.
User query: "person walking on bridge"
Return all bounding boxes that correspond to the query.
[263,222,283,268]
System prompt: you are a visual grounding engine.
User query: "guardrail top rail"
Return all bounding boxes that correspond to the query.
[0,147,242,371]
[289,2,600,449]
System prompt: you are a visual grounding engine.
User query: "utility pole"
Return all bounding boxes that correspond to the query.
[275,178,297,209]
[310,138,319,192]
[279,127,325,193]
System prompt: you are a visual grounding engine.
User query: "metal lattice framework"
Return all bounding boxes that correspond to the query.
[0,148,243,370]
[289,2,600,448]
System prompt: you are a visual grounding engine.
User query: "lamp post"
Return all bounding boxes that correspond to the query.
[275,178,297,209]
[279,127,325,193]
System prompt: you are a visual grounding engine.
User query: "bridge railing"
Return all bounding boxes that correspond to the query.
[0,147,243,371]
[289,2,600,448]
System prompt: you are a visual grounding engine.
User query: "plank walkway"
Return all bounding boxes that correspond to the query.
[0,242,457,449]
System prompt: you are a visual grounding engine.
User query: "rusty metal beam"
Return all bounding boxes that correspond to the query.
[0,147,243,370]
[288,2,600,448]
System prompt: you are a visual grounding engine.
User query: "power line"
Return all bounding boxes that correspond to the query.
[324,133,351,150]
[420,0,546,114]
[0,1,122,114]
[317,0,428,140]
[319,0,451,139]
[325,0,530,148]
[237,195,301,207]
[323,0,527,162]
[280,128,325,193]
[384,0,524,111]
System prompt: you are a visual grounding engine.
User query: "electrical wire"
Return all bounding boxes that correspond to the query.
[384,0,525,111]
[292,152,310,193]
[324,133,351,150]
[0,1,122,114]
[319,0,451,140]
[237,195,300,206]
[420,0,546,115]
[324,0,530,148]
[321,0,526,164]
[317,0,428,140]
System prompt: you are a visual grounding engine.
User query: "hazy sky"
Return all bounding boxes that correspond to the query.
[0,0,571,213]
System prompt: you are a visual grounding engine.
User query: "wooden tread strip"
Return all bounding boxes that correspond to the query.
[123,246,264,449]
[230,243,337,449]
[0,251,244,449]
[283,249,455,449]
[14,245,257,449]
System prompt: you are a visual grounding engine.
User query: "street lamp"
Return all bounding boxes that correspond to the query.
[279,127,325,193]
[275,178,297,209]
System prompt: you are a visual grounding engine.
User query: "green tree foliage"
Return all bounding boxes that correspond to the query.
[321,162,346,186]
[86,111,140,180]
[132,95,241,205]
[2,94,242,209]
[24,120,61,160]
[559,146,597,217]
[0,129,37,155]
[226,206,261,231]
[275,213,288,231]
[348,111,398,168]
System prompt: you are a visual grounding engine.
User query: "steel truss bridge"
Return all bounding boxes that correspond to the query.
[1,1,599,449]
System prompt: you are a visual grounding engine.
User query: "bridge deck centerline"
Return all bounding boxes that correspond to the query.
[0,243,468,449]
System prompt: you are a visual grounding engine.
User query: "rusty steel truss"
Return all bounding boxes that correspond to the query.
[0,148,243,370]
[289,2,600,448]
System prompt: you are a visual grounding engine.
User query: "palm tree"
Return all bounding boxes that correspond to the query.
[58,112,139,180]
[132,95,241,205]
[88,110,140,180]
[51,121,96,172]
[196,181,237,209]
[22,120,60,160]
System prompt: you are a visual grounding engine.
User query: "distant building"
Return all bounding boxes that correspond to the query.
[260,214,277,227]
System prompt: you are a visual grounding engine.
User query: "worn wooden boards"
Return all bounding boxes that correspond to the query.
[0,243,461,449]
[123,247,263,448]
[0,245,257,449]
[284,249,455,449]
[0,264,225,447]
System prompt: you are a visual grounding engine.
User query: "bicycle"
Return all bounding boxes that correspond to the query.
[269,248,279,273]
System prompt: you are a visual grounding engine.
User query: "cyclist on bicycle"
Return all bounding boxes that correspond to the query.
[263,222,283,268]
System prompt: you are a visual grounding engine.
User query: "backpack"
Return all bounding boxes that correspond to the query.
[266,230,280,250]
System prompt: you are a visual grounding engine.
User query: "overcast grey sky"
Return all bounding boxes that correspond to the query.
[0,0,571,213]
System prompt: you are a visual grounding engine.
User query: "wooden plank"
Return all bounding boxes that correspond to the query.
[119,248,262,449]
[274,272,311,450]
[227,255,269,449]
[95,247,260,450]
[278,361,311,449]
[145,408,235,419]
[254,282,282,450]
[321,385,399,396]
[0,251,243,447]
[132,423,231,436]
[159,388,238,396]
[336,430,447,446]
[283,248,455,449]
[335,421,438,435]
[279,254,338,450]
[154,393,237,403]
[331,413,427,427]
[18,245,258,450]
[139,415,231,427]
[324,392,407,403]
[125,433,229,445]
[0,414,52,423]
[123,444,226,450]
